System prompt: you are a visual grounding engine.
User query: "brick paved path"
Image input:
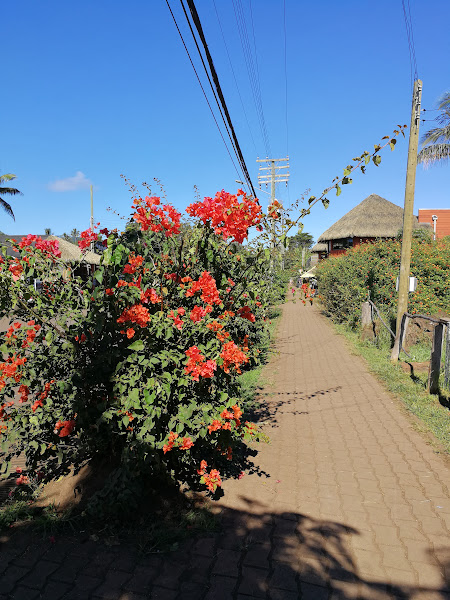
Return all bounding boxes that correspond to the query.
[1,299,449,599]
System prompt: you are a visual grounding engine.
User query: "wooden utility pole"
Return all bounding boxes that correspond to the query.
[257,157,290,270]
[391,79,422,362]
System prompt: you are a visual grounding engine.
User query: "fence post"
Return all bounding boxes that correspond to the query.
[428,323,444,394]
[361,302,373,340]
[399,314,409,356]
[444,322,450,390]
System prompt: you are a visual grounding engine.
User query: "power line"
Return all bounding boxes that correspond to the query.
[165,0,243,181]
[212,0,258,154]
[283,0,289,157]
[401,0,418,89]
[178,0,242,168]
[232,0,271,157]
[183,0,258,197]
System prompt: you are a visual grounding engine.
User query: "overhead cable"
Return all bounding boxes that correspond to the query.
[165,0,243,181]
[212,0,258,154]
[401,0,418,89]
[184,0,258,198]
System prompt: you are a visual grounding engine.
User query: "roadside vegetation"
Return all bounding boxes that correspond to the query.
[316,238,450,453]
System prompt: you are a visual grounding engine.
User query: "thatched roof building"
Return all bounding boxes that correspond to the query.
[317,194,417,242]
[0,234,100,265]
[47,236,101,265]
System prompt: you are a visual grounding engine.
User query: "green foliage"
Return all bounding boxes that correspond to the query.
[0,192,277,505]
[317,238,450,327]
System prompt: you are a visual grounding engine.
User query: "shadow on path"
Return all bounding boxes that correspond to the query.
[0,498,449,599]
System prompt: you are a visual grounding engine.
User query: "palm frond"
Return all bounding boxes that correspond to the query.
[437,91,450,111]
[0,198,15,220]
[417,143,450,168]
[0,173,18,185]
[0,187,22,196]
[420,124,450,146]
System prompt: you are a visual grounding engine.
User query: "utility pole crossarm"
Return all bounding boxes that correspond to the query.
[258,165,290,170]
[256,157,289,163]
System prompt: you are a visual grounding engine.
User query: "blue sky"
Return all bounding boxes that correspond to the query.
[3,0,449,242]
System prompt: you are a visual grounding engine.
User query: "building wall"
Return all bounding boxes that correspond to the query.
[418,209,450,239]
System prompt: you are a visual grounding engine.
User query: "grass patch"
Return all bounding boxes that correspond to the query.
[238,305,282,415]
[334,323,450,454]
[0,477,219,552]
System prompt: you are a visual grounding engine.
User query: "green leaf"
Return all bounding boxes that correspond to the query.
[307,196,316,205]
[94,269,103,284]
[336,185,342,197]
[389,139,397,151]
[364,155,371,165]
[322,198,330,209]
[128,340,144,351]
[373,155,382,166]
[45,331,53,345]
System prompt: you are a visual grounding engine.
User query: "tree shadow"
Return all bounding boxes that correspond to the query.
[0,494,449,599]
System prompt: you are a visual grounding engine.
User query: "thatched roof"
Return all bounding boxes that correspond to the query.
[0,234,100,265]
[317,194,418,242]
[311,242,328,253]
[47,236,101,265]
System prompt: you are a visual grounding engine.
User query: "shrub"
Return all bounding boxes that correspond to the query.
[316,238,450,327]
[0,189,277,504]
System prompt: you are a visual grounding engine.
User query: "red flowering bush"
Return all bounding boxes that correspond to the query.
[0,188,274,508]
[317,238,450,327]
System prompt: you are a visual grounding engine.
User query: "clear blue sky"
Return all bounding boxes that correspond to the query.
[3,0,449,242]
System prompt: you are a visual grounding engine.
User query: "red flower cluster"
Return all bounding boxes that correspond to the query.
[0,354,27,392]
[237,305,255,323]
[18,384,29,403]
[18,234,61,258]
[168,307,185,330]
[220,342,249,374]
[163,431,194,454]
[16,474,29,485]
[78,229,98,251]
[32,380,54,412]
[117,304,151,328]
[132,196,181,237]
[268,199,282,219]
[123,253,144,275]
[185,271,221,306]
[186,189,262,243]
[185,346,217,382]
[8,260,23,280]
[197,460,222,492]
[189,305,212,323]
[208,404,242,433]
[54,419,76,437]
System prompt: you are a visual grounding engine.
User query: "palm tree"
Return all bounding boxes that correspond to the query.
[418,92,450,167]
[0,173,22,220]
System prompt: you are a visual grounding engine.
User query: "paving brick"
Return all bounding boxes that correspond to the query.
[211,549,241,577]
[20,559,59,589]
[238,565,269,597]
[39,579,71,600]
[152,560,186,590]
[9,587,40,600]
[204,574,237,600]
[150,587,179,599]
[92,570,132,599]
[192,536,216,557]
[269,562,298,591]
[0,564,29,593]
[122,564,158,594]
[299,581,330,600]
